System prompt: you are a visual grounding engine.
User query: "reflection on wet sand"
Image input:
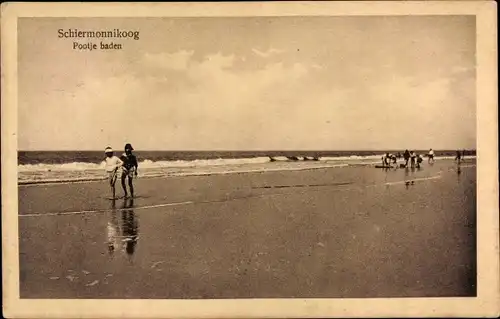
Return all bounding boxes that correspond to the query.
[106,198,139,256]
[122,198,139,255]
[402,167,419,189]
[404,167,410,189]
[107,200,119,255]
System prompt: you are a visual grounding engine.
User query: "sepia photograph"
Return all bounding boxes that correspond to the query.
[2,2,498,318]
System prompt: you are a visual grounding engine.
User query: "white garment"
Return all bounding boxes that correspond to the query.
[104,156,123,172]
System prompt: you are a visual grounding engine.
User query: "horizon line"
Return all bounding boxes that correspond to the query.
[17,148,477,152]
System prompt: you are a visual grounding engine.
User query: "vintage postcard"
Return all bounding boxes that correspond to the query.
[1,1,498,318]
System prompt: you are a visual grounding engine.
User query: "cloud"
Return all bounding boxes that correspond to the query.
[251,48,285,58]
[21,45,475,150]
[451,65,474,75]
[142,50,194,71]
[28,51,315,150]
[361,72,475,148]
[190,52,236,77]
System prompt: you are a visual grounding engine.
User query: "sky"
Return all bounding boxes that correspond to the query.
[18,16,476,151]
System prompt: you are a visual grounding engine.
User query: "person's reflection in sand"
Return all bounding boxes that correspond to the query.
[121,198,139,256]
[404,167,411,189]
[106,199,120,255]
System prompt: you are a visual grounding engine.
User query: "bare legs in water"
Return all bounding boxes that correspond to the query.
[121,172,135,198]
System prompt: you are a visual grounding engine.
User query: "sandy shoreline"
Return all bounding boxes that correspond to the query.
[19,160,476,298]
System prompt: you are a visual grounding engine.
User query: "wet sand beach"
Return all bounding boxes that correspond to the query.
[18,159,476,299]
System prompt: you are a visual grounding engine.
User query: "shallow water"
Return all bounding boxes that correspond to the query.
[18,154,473,185]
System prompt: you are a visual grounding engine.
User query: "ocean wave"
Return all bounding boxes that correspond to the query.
[17,155,476,185]
[18,157,273,172]
[18,155,473,173]
[141,156,271,168]
[320,155,381,161]
[18,163,350,186]
[18,161,105,172]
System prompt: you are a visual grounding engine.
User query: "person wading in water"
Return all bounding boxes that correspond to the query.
[120,143,139,198]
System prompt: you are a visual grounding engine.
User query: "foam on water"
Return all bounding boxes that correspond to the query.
[321,155,381,161]
[18,162,106,172]
[17,155,475,185]
[18,157,272,172]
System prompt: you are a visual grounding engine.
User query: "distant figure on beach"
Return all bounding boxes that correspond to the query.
[410,151,416,168]
[381,153,396,168]
[455,150,462,165]
[403,149,410,167]
[120,143,138,198]
[428,149,435,164]
[104,147,124,199]
[390,154,397,165]
[416,154,423,169]
[381,153,390,167]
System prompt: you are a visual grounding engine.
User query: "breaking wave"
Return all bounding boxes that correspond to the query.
[18,157,273,173]
[17,155,474,185]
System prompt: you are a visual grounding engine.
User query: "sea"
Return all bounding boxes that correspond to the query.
[18,150,475,185]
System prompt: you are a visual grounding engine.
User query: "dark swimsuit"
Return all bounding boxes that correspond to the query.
[120,154,138,176]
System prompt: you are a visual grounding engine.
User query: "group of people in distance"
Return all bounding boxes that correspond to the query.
[104,143,139,199]
[381,149,436,169]
[381,148,466,169]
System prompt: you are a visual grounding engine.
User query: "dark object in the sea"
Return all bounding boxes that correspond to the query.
[313,157,319,161]
[303,157,311,161]
[287,156,299,161]
[269,156,276,162]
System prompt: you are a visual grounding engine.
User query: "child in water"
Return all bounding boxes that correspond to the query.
[120,143,138,198]
[403,149,410,167]
[391,154,397,166]
[428,149,435,164]
[416,154,423,168]
[104,147,124,199]
[382,153,388,166]
[455,150,462,165]
[410,151,416,168]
